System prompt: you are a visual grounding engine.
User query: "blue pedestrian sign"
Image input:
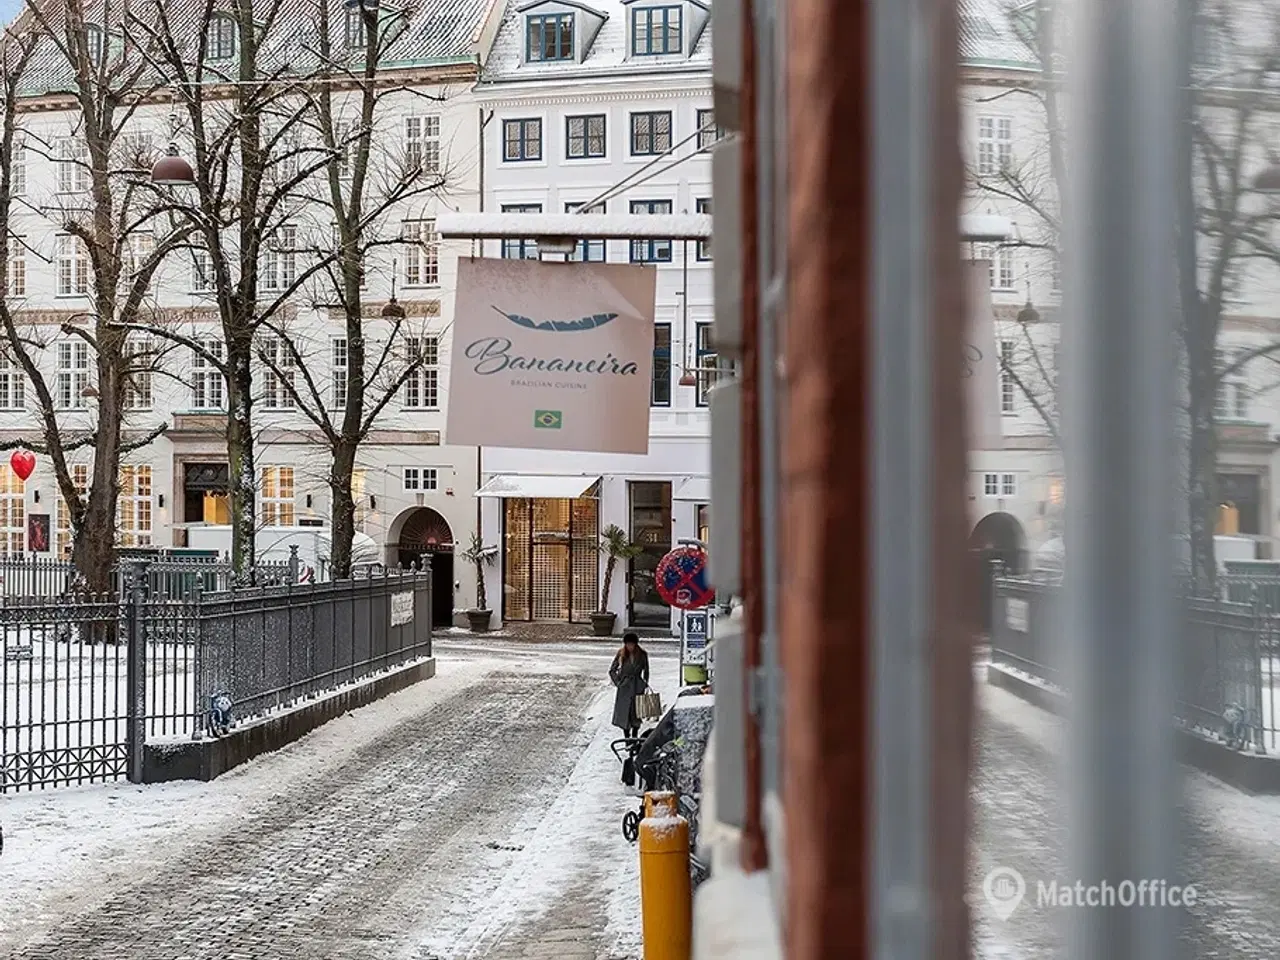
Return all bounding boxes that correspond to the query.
[682,609,712,683]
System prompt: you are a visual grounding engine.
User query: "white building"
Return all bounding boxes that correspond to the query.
[0,0,507,626]
[472,0,714,633]
[961,0,1280,570]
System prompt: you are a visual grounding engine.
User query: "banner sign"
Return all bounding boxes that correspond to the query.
[446,258,658,455]
[965,259,1003,452]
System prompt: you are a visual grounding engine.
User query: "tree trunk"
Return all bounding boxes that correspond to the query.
[601,556,615,613]
[329,442,358,579]
[226,344,256,579]
[1188,373,1217,594]
[475,562,487,610]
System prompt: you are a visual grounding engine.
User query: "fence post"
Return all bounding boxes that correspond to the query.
[125,559,149,784]
[288,544,301,583]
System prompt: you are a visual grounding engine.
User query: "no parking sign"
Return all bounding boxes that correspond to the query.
[655,546,716,611]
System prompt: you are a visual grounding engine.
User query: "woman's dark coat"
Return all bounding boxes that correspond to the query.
[610,648,650,730]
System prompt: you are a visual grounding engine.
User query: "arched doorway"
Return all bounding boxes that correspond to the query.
[396,508,455,628]
[969,512,1026,634]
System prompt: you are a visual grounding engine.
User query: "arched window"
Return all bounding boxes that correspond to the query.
[210,15,237,60]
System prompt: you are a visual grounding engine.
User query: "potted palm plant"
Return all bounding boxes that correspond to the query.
[459,532,497,632]
[592,523,644,637]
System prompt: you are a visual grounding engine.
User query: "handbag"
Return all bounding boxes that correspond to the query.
[636,689,663,720]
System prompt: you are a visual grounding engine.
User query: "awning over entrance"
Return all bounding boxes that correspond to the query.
[673,477,711,503]
[475,475,601,499]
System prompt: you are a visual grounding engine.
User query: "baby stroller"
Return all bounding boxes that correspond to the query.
[614,737,710,889]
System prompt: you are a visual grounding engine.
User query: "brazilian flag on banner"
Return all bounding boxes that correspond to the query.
[534,410,563,430]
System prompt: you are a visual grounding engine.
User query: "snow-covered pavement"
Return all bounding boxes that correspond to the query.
[973,678,1280,957]
[0,639,679,960]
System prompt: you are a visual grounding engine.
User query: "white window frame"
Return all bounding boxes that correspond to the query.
[332,338,348,409]
[260,337,297,409]
[982,472,1018,498]
[57,138,90,193]
[402,219,439,287]
[977,244,1015,291]
[262,224,298,292]
[261,466,296,527]
[191,339,226,411]
[999,339,1016,414]
[56,340,89,409]
[0,353,24,410]
[1216,348,1251,421]
[56,463,89,558]
[403,335,439,410]
[0,464,24,555]
[976,115,1013,176]
[404,115,441,174]
[11,138,25,197]
[118,464,153,547]
[7,240,25,297]
[124,336,153,410]
[191,248,215,293]
[122,232,155,280]
[403,466,439,492]
[57,235,91,296]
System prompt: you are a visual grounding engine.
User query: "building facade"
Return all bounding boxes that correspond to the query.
[0,1,507,625]
[961,0,1280,570]
[473,0,714,633]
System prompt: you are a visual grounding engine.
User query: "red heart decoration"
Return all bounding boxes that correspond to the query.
[10,450,35,481]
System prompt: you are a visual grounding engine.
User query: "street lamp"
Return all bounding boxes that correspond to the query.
[150,141,195,187]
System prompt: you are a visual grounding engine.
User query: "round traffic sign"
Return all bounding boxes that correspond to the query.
[655,546,715,611]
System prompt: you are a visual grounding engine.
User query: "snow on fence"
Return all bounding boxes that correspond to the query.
[992,575,1280,753]
[0,563,433,792]
[0,554,295,600]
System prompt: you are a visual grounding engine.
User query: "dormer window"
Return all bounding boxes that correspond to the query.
[210,14,237,60]
[345,8,368,49]
[85,25,105,66]
[527,12,574,62]
[632,5,682,56]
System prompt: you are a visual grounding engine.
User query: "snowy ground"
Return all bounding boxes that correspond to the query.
[0,637,679,960]
[973,677,1280,957]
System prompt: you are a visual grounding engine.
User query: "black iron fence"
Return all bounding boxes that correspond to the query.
[991,574,1280,755]
[0,554,296,600]
[0,562,433,792]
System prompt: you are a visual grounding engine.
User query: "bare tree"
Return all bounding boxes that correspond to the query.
[134,0,343,578]
[971,0,1280,590]
[0,3,183,596]
[255,0,454,578]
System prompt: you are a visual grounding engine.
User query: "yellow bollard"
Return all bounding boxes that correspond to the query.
[639,790,692,960]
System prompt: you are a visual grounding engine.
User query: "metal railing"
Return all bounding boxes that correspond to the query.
[0,562,433,792]
[991,574,1280,754]
[0,554,296,600]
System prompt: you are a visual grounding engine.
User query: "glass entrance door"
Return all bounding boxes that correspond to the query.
[628,481,673,628]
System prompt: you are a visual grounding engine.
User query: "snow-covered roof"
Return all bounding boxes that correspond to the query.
[10,0,497,99]
[483,0,711,83]
[958,0,1037,70]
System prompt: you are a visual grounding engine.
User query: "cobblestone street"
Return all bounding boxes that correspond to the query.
[0,641,678,960]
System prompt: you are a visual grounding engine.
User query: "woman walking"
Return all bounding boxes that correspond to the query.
[610,631,650,739]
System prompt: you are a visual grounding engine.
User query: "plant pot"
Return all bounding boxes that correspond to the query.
[467,609,493,633]
[590,611,617,637]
